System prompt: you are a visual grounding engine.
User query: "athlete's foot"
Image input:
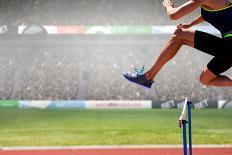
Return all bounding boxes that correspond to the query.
[123,66,154,89]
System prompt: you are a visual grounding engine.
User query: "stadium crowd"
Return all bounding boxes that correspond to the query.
[1,0,200,25]
[0,0,231,100]
[0,45,231,100]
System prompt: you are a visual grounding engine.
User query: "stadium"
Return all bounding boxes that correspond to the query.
[0,0,231,155]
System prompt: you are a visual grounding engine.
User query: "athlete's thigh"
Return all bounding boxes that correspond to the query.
[200,67,218,84]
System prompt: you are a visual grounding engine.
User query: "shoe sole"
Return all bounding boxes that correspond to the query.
[122,75,152,90]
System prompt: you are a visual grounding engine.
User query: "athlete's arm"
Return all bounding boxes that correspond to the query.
[163,0,202,20]
[177,15,205,29]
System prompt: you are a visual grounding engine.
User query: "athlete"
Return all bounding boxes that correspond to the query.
[123,0,232,88]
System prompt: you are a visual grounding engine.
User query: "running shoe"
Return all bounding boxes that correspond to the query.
[123,66,154,89]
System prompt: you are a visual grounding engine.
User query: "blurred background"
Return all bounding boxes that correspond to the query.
[0,0,231,147]
[0,0,231,101]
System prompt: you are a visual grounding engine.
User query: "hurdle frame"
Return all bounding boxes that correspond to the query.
[179,98,192,155]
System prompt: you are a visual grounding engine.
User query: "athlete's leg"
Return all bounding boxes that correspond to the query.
[145,28,196,80]
[200,57,232,87]
[200,68,232,87]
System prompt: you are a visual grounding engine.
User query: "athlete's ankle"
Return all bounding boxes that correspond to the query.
[145,73,153,81]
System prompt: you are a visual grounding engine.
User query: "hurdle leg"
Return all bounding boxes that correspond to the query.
[187,101,192,155]
[182,120,188,155]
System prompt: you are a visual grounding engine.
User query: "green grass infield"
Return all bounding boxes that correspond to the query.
[0,109,231,146]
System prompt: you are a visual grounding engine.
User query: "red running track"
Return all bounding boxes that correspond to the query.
[1,147,232,155]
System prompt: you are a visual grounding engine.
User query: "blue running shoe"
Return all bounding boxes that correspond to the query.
[123,66,154,89]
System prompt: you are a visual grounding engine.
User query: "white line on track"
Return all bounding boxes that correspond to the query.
[1,145,232,150]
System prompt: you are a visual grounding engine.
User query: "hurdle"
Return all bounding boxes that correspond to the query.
[179,98,192,155]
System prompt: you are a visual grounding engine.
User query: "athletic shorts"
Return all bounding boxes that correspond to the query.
[194,30,232,75]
